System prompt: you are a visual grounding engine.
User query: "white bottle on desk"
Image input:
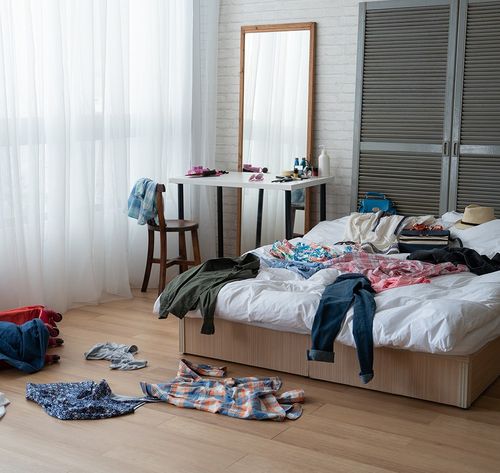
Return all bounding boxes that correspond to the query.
[318,145,330,177]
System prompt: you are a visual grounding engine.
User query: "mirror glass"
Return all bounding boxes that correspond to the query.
[239,27,313,253]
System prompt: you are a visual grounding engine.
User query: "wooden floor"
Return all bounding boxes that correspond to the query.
[1,292,500,473]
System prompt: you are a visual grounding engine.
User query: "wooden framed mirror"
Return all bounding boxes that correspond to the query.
[237,22,316,254]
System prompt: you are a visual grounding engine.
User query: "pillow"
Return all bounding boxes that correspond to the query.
[439,211,463,228]
[303,216,349,246]
[450,219,500,258]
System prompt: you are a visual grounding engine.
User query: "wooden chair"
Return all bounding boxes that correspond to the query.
[141,184,201,295]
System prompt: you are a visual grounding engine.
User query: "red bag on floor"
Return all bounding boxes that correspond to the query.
[0,305,64,367]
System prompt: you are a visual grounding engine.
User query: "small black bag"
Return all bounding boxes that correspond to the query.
[398,229,451,253]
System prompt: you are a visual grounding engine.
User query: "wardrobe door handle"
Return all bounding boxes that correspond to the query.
[443,141,449,155]
[453,142,459,156]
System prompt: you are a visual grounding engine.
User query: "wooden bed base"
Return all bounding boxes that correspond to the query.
[180,318,500,408]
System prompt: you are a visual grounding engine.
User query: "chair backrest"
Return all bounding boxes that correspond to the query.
[155,184,166,229]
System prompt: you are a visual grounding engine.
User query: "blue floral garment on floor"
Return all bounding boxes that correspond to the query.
[26,379,147,420]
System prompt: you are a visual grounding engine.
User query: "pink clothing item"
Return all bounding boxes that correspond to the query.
[327,252,469,292]
[248,173,264,181]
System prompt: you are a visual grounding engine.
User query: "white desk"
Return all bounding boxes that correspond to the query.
[169,172,334,256]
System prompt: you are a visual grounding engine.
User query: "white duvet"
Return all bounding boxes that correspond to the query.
[154,215,500,356]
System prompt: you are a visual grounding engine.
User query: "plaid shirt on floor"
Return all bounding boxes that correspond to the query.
[327,252,469,292]
[140,359,304,421]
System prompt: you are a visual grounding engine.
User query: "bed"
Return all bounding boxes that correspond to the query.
[154,214,500,408]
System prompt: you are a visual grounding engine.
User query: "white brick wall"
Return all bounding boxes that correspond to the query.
[216,0,371,255]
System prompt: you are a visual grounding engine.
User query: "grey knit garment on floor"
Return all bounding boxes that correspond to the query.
[0,392,10,419]
[84,342,147,370]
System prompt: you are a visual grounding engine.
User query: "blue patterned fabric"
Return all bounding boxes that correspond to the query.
[269,239,353,263]
[127,178,158,225]
[260,257,328,279]
[26,380,146,420]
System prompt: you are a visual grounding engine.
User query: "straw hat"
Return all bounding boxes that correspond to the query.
[454,204,496,229]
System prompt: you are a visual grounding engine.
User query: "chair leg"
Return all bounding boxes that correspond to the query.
[178,231,188,273]
[141,229,155,292]
[192,228,201,265]
[158,231,167,296]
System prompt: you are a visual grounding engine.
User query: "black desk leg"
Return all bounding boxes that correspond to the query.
[177,184,184,220]
[320,184,326,221]
[285,190,292,240]
[217,186,224,257]
[255,189,264,248]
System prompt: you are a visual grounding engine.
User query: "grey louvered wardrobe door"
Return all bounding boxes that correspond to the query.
[449,0,500,216]
[352,0,459,216]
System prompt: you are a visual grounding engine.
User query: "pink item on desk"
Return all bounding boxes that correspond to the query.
[186,166,223,177]
[243,163,268,173]
[248,173,264,182]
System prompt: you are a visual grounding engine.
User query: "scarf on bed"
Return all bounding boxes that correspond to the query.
[269,239,352,263]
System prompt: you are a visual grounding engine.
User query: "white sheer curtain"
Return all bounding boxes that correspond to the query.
[241,31,310,252]
[0,0,218,311]
[127,0,218,287]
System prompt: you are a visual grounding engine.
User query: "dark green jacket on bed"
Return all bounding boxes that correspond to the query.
[158,253,260,334]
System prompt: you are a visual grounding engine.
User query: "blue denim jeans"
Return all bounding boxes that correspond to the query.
[307,273,376,384]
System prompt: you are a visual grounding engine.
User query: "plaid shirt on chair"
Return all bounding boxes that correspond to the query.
[140,359,304,421]
[127,178,158,225]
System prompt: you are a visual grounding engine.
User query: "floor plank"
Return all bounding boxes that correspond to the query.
[1,291,499,473]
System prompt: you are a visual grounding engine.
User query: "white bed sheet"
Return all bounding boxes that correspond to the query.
[153,217,500,356]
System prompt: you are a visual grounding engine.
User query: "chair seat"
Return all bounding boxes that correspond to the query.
[148,219,199,232]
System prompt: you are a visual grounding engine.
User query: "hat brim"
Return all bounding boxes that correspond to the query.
[454,221,475,230]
